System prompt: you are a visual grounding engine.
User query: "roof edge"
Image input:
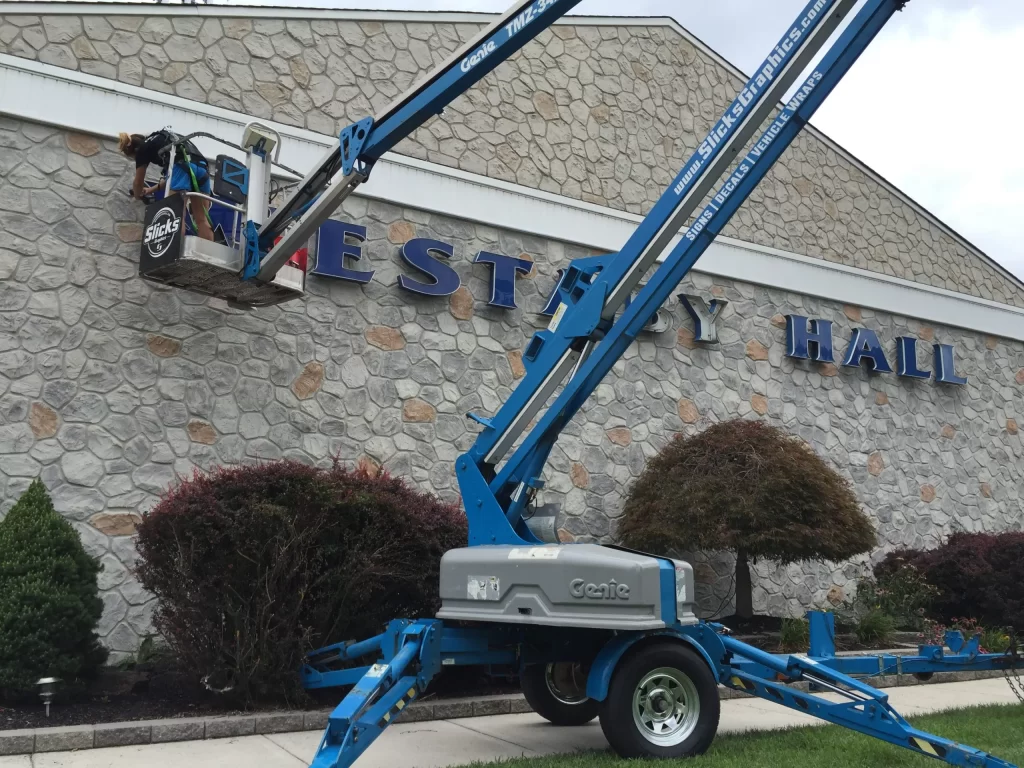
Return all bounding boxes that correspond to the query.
[4,50,1024,341]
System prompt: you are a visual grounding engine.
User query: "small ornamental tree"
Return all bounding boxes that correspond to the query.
[618,420,875,618]
[135,459,466,705]
[0,479,107,699]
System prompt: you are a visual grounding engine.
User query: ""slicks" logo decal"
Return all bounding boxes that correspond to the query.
[143,206,180,260]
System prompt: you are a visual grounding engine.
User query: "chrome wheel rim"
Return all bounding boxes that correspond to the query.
[544,663,589,705]
[632,666,700,746]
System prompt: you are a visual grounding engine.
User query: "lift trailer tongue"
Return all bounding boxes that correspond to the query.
[138,0,1019,766]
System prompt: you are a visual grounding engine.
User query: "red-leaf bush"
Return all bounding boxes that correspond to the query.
[875,531,1024,630]
[135,459,466,705]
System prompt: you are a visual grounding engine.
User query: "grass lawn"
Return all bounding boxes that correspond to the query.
[466,705,1024,768]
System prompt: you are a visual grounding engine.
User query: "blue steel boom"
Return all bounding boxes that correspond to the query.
[251,0,590,281]
[228,1,1020,767]
[459,0,913,549]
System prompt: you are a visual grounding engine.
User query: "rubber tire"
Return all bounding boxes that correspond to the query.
[599,642,720,759]
[520,664,600,726]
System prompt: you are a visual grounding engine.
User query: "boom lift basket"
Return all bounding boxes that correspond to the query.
[138,207,305,307]
[138,192,305,307]
[137,125,307,307]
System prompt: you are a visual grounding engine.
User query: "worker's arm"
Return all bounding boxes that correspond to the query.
[131,165,148,199]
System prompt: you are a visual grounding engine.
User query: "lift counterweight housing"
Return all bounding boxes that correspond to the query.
[139,0,1019,765]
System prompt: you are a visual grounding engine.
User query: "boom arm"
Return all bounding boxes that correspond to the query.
[288,5,1021,768]
[253,0,590,281]
[252,0,906,548]
[456,0,909,546]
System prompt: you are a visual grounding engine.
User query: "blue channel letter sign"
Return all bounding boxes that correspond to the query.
[304,220,967,387]
[309,221,665,326]
[311,219,535,309]
[786,314,966,385]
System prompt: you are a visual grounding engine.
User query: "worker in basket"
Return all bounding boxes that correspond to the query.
[119,129,215,241]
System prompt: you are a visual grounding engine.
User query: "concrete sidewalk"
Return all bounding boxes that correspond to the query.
[1,679,1018,768]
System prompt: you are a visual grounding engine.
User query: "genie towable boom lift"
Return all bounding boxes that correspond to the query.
[138,1,1021,766]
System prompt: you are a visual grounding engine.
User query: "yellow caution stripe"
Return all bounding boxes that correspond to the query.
[380,686,419,725]
[911,737,940,756]
[730,676,756,692]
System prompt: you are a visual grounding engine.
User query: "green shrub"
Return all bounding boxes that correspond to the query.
[838,568,923,644]
[0,480,107,700]
[854,608,895,647]
[779,618,810,653]
[978,626,1011,651]
[981,628,1013,654]
[619,419,875,618]
[852,564,936,631]
[135,459,467,706]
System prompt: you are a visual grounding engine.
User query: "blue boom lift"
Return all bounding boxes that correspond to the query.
[137,0,1022,766]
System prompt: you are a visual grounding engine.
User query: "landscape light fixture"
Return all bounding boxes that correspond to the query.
[36,678,59,717]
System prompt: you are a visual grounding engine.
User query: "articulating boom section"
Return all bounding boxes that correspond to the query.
[251,0,590,284]
[456,0,905,546]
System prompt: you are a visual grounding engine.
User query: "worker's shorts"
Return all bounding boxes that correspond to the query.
[169,162,211,195]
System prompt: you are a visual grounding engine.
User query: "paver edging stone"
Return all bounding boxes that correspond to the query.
[0,668,1009,756]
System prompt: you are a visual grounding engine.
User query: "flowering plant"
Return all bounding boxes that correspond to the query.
[919,617,1011,654]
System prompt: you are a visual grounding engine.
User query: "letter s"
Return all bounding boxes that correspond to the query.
[397,238,461,296]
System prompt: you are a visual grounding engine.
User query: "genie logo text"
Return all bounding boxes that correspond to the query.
[460,40,497,73]
[460,0,556,73]
[570,578,630,600]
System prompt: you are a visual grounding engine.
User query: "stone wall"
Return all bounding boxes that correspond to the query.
[2,11,1022,308]
[3,117,1024,651]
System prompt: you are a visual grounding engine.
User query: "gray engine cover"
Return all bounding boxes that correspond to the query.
[437,544,697,631]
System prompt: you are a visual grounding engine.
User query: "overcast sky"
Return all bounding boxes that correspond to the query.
[653,0,1024,281]
[54,0,1024,280]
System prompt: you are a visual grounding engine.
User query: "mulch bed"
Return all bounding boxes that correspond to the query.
[0,662,519,732]
[1,663,237,731]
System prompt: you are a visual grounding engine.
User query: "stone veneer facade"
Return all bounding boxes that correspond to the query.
[2,115,1024,657]
[1,9,1022,308]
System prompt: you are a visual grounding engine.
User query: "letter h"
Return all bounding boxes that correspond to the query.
[786,314,834,362]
